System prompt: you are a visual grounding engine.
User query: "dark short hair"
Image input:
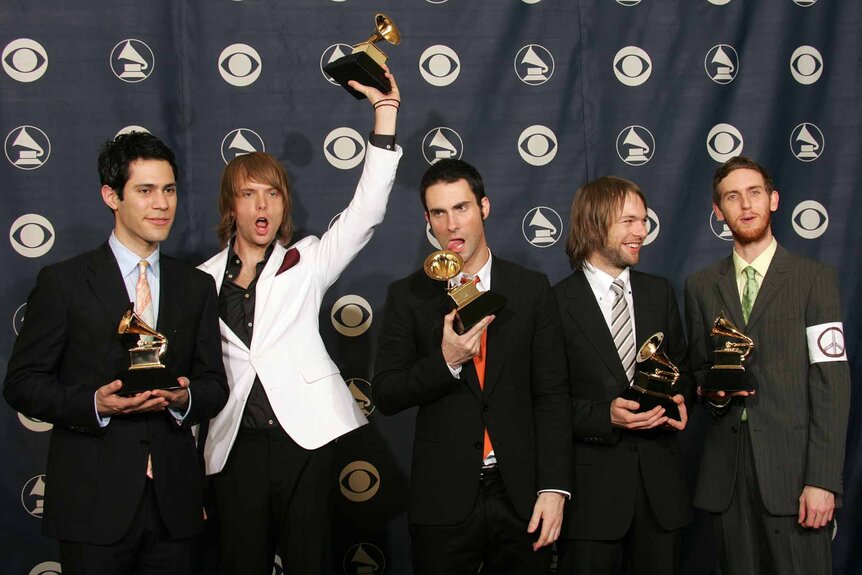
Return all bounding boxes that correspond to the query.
[217,152,293,249]
[564,176,647,270]
[419,159,486,211]
[712,156,774,204]
[98,131,178,200]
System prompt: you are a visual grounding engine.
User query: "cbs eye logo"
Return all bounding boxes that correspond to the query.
[324,128,366,170]
[320,44,353,84]
[419,45,460,87]
[219,43,262,86]
[793,0,817,5]
[613,46,651,86]
[706,123,743,163]
[221,128,266,164]
[792,200,828,239]
[10,214,55,258]
[331,295,373,337]
[518,125,557,166]
[644,208,660,246]
[423,127,464,165]
[110,39,155,83]
[790,46,823,85]
[707,0,733,4]
[616,0,641,5]
[339,461,381,502]
[3,39,48,82]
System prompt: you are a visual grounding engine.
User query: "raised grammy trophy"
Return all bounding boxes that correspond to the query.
[621,332,682,421]
[323,13,401,99]
[116,309,179,396]
[702,311,755,393]
[423,250,506,334]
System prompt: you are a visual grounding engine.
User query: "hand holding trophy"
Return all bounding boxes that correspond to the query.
[116,309,180,396]
[701,311,755,393]
[620,332,682,421]
[324,13,401,100]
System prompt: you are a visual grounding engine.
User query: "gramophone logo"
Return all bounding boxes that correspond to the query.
[3,39,48,82]
[522,0,543,4]
[515,45,554,86]
[709,210,734,242]
[343,543,386,574]
[522,207,562,248]
[518,125,557,166]
[419,45,460,87]
[790,123,824,162]
[331,295,373,337]
[10,214,55,258]
[793,0,817,6]
[110,39,154,83]
[218,43,262,87]
[321,44,354,85]
[22,475,46,518]
[422,127,464,165]
[644,208,660,246]
[13,302,27,335]
[707,0,732,4]
[706,123,743,163]
[347,378,375,416]
[427,0,449,4]
[792,200,828,239]
[339,461,381,502]
[221,129,266,164]
[324,128,366,170]
[615,126,654,166]
[116,125,150,137]
[18,412,53,433]
[616,0,641,5]
[613,46,651,86]
[28,561,62,575]
[5,126,51,170]
[705,45,739,84]
[790,46,823,85]
[425,223,443,250]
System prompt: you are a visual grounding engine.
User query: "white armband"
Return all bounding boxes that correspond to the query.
[806,322,848,363]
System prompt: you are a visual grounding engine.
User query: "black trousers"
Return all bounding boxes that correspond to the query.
[557,464,683,575]
[60,479,195,575]
[211,426,335,575]
[712,422,832,575]
[409,465,552,575]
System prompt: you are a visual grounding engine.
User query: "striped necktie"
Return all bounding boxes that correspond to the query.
[136,260,155,479]
[610,279,636,383]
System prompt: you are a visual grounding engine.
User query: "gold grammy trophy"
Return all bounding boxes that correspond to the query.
[423,250,506,334]
[117,309,179,396]
[323,13,401,100]
[621,332,682,421]
[702,311,755,392]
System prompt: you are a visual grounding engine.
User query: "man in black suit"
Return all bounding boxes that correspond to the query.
[685,157,849,575]
[553,176,693,574]
[372,159,572,574]
[4,132,228,575]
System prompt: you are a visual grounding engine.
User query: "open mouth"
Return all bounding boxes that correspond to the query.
[255,217,269,234]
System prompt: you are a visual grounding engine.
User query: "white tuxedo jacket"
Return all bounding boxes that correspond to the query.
[199,144,402,475]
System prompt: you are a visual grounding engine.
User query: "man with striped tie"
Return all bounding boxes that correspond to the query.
[685,156,850,575]
[554,176,693,574]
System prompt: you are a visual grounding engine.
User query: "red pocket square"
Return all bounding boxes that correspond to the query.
[276,248,300,275]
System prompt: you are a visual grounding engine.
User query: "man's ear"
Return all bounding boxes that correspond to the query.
[480,197,491,220]
[712,202,725,222]
[769,189,780,213]
[101,185,119,211]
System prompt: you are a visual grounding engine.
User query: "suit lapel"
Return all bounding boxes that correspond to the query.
[561,271,629,386]
[481,258,519,399]
[630,271,653,348]
[156,256,183,339]
[715,256,746,329]
[86,242,133,330]
[745,245,789,331]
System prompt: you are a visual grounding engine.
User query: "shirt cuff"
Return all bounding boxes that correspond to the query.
[168,389,192,423]
[368,132,396,150]
[94,392,110,428]
[447,363,463,379]
[538,489,571,500]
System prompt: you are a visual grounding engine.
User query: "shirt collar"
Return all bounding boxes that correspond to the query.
[108,232,160,280]
[582,260,630,301]
[732,237,777,280]
[448,248,493,291]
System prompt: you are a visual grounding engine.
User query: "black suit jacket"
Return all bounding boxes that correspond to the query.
[372,256,573,525]
[554,269,693,540]
[4,242,228,544]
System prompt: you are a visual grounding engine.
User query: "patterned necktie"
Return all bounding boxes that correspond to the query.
[136,260,155,479]
[741,266,758,324]
[610,279,636,383]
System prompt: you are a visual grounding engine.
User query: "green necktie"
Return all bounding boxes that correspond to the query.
[741,266,758,324]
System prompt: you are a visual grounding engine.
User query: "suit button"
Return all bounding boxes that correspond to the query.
[732,426,738,433]
[629,445,638,452]
[482,405,490,413]
[474,441,482,449]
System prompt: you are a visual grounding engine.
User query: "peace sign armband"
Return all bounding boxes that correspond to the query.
[806,322,848,363]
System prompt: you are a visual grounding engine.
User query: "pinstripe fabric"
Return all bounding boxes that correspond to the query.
[610,279,636,383]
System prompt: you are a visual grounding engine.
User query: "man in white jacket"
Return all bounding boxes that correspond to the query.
[198,71,401,574]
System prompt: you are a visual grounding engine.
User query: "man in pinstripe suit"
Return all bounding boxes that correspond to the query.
[684,156,850,575]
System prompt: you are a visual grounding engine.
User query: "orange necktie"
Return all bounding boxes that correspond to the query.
[473,330,493,460]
